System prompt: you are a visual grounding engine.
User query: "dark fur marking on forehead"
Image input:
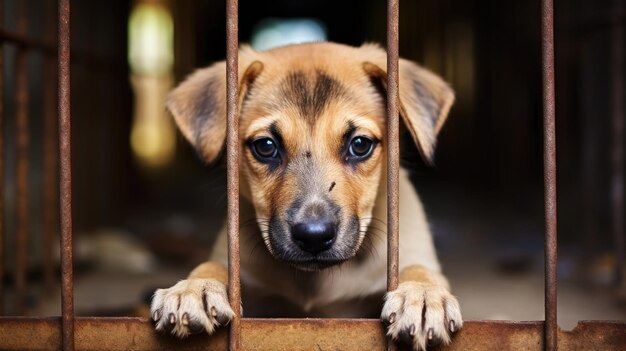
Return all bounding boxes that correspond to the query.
[280,70,346,121]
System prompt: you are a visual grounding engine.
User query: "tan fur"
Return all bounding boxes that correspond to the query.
[188,262,229,285]
[152,42,462,350]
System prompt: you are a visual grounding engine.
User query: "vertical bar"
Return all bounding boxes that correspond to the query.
[14,0,29,315]
[610,2,625,288]
[58,0,74,350]
[386,0,400,350]
[541,0,558,350]
[42,0,58,294]
[0,0,4,316]
[225,0,240,350]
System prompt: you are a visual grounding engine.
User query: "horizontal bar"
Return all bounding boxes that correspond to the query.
[0,29,56,52]
[0,30,126,73]
[0,318,623,351]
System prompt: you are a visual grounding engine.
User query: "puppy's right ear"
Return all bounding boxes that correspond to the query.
[166,54,263,163]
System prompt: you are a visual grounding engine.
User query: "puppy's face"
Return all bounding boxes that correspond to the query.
[167,43,454,271]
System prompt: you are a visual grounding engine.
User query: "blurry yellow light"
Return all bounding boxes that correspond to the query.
[129,3,173,76]
[128,2,176,169]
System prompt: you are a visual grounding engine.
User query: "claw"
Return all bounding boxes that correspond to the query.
[388,312,396,324]
[450,320,456,333]
[168,313,176,325]
[181,313,189,326]
[427,328,434,340]
[152,310,161,322]
[409,324,416,337]
[211,306,218,317]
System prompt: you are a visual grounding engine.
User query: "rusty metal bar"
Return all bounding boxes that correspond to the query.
[0,0,4,317]
[0,29,56,53]
[611,0,625,288]
[0,318,624,351]
[541,0,558,350]
[14,0,29,315]
[386,0,400,349]
[58,0,74,350]
[386,0,400,296]
[225,0,241,350]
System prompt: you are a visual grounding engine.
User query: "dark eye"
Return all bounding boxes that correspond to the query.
[348,136,375,158]
[252,137,279,160]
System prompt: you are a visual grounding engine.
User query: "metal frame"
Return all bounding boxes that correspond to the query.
[0,0,624,350]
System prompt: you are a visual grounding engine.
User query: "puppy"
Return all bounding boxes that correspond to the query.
[151,42,462,350]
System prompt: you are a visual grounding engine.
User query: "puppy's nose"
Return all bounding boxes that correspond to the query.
[291,220,336,254]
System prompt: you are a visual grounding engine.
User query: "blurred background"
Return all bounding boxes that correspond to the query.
[0,0,625,329]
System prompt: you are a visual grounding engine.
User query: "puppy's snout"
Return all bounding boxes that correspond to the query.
[291,220,336,254]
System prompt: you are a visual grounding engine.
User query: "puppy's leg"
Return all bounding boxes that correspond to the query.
[151,262,235,338]
[381,265,463,351]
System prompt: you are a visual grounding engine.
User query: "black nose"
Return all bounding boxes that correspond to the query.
[291,220,336,254]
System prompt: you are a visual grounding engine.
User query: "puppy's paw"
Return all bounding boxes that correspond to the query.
[151,278,234,338]
[381,281,462,351]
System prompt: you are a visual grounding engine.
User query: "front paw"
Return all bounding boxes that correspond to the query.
[381,281,462,351]
[151,278,234,338]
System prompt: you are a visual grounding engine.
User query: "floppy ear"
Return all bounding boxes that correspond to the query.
[166,48,263,163]
[361,47,454,164]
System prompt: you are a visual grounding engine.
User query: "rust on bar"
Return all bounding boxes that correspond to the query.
[386,0,400,349]
[0,29,56,53]
[386,0,400,295]
[0,0,4,317]
[610,1,625,288]
[14,0,29,315]
[42,0,58,294]
[0,318,624,351]
[541,0,558,350]
[58,0,74,350]
[225,0,241,350]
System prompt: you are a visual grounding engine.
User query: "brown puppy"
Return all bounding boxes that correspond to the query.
[151,42,462,350]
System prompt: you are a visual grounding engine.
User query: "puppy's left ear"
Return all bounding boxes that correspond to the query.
[363,57,454,164]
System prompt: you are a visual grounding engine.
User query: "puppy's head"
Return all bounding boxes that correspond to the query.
[167,43,453,271]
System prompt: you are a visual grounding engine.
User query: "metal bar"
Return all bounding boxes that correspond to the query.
[0,0,4,317]
[541,0,558,350]
[386,0,400,349]
[58,0,74,350]
[0,318,624,351]
[611,0,625,288]
[225,0,240,350]
[0,29,127,74]
[42,0,58,294]
[386,0,400,295]
[14,0,29,315]
[0,29,56,53]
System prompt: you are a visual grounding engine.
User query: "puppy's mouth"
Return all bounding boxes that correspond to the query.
[263,216,361,271]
